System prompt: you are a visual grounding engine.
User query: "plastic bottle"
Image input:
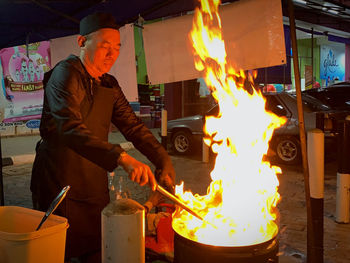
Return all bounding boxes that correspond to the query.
[108,171,116,201]
[108,171,131,201]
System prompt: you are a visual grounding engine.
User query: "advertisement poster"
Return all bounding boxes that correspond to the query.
[320,44,345,86]
[0,41,50,129]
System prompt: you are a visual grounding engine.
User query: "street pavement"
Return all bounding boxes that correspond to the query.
[1,130,350,263]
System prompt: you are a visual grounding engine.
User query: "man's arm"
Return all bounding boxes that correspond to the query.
[109,76,175,190]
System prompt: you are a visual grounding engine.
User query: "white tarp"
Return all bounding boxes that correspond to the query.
[50,24,138,101]
[143,0,286,85]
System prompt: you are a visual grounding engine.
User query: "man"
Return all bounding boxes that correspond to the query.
[31,12,175,263]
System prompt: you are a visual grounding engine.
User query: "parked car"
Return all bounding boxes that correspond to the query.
[167,92,347,165]
[302,82,350,111]
[263,92,330,164]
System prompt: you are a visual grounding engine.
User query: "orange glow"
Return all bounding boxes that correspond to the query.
[172,0,286,246]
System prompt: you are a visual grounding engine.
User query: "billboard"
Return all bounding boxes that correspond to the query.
[0,41,50,126]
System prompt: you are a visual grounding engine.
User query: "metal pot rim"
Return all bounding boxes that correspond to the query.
[173,228,279,251]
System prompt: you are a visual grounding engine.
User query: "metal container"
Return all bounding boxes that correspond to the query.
[173,230,279,263]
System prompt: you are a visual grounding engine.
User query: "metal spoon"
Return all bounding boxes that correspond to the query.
[36,185,70,231]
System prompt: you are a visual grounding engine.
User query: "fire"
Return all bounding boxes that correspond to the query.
[172,0,286,246]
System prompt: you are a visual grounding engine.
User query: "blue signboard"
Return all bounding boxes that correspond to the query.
[320,44,345,85]
[26,119,40,129]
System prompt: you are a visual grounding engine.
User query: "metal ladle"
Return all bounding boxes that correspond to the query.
[36,185,70,231]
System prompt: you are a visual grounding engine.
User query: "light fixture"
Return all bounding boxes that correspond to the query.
[328,9,339,15]
[293,0,307,5]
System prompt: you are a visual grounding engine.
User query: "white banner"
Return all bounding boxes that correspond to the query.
[143,0,286,84]
[50,24,138,101]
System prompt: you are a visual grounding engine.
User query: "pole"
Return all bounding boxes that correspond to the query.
[0,133,4,206]
[161,109,168,150]
[283,63,286,91]
[336,117,350,223]
[0,58,4,206]
[307,129,324,261]
[181,81,185,118]
[287,1,318,262]
[202,139,209,163]
[311,28,314,88]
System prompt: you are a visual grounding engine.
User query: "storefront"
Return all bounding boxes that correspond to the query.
[254,21,350,93]
[290,24,349,91]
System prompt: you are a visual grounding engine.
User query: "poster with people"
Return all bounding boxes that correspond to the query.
[0,41,50,127]
[320,44,345,87]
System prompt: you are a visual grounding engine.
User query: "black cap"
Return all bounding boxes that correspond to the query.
[79,12,120,35]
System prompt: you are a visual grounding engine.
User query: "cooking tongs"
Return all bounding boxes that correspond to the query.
[156,184,203,221]
[36,185,71,231]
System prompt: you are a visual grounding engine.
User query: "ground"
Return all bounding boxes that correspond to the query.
[2,147,350,263]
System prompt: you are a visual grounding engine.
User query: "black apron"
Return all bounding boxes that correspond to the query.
[32,80,114,259]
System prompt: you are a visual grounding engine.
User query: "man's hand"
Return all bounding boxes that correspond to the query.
[118,153,157,191]
[155,160,176,194]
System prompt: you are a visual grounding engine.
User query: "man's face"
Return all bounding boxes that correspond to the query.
[83,28,121,75]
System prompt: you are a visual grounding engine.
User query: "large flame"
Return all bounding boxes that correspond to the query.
[172,0,286,246]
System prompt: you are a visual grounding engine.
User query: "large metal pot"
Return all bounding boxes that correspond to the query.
[173,230,279,263]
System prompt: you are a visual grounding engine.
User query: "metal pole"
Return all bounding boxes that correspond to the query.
[336,117,350,223]
[287,1,318,262]
[26,34,30,58]
[181,81,185,118]
[283,63,286,91]
[0,133,4,206]
[311,28,314,87]
[202,139,209,163]
[307,129,324,261]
